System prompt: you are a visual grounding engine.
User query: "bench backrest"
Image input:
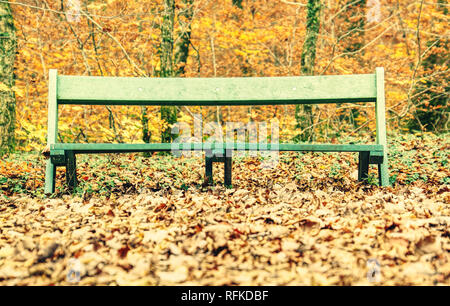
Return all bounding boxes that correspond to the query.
[47,68,387,149]
[53,72,380,106]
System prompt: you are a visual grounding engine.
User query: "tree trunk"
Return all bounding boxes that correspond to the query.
[174,0,193,77]
[160,0,175,78]
[159,0,193,143]
[339,0,367,126]
[296,0,322,142]
[0,3,17,155]
[159,0,176,143]
[300,0,321,76]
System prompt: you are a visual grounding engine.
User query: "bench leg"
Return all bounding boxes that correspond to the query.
[44,159,56,194]
[224,149,232,187]
[358,151,370,182]
[375,68,390,187]
[204,149,232,187]
[66,151,77,190]
[205,154,213,185]
[378,158,389,187]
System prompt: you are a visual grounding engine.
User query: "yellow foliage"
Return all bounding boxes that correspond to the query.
[9,0,446,151]
[0,82,10,92]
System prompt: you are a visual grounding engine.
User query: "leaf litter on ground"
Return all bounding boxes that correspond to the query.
[0,133,448,285]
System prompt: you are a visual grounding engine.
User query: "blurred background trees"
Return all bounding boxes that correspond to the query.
[0,0,447,154]
[408,1,449,132]
[0,2,17,154]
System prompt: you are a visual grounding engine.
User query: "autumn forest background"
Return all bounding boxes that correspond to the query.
[0,0,448,151]
[0,0,449,286]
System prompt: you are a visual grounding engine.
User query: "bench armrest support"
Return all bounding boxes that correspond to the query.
[44,69,59,194]
[376,67,390,186]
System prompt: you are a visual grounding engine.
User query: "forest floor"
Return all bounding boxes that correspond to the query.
[0,133,449,285]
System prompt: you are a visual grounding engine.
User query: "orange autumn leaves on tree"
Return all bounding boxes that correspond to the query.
[9,0,448,151]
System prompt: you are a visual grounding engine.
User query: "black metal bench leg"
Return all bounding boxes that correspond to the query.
[358,151,370,182]
[224,149,232,187]
[66,151,77,189]
[205,149,213,185]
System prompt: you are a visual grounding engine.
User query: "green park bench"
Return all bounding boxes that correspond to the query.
[44,68,390,194]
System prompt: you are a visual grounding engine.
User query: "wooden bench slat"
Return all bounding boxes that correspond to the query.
[57,74,377,106]
[51,143,384,154]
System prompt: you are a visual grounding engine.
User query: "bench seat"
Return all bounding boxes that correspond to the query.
[50,143,384,154]
[50,142,385,188]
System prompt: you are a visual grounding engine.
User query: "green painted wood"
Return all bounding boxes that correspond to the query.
[375,67,390,186]
[378,165,384,186]
[45,68,390,193]
[44,160,56,192]
[52,149,65,155]
[56,73,377,105]
[370,151,384,156]
[51,143,384,153]
[44,69,58,194]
